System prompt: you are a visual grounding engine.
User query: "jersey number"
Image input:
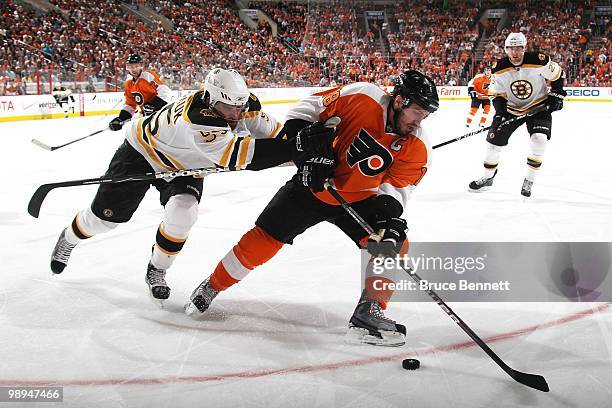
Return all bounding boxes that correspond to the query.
[346,129,393,176]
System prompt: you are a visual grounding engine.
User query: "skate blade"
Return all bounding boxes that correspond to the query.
[147,291,166,309]
[468,186,491,193]
[344,326,406,347]
[184,301,202,317]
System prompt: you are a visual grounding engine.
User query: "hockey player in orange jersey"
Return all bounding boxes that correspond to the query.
[108,54,173,131]
[184,70,440,346]
[465,66,492,128]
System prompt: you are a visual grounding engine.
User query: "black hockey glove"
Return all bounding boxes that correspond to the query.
[292,116,340,167]
[547,90,566,112]
[293,116,340,192]
[367,217,408,258]
[297,156,336,192]
[108,117,123,131]
[490,114,508,131]
[109,109,132,131]
[468,87,477,99]
[490,97,510,130]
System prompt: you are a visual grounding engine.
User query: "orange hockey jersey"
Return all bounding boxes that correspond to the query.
[468,74,491,100]
[122,70,173,115]
[286,83,431,208]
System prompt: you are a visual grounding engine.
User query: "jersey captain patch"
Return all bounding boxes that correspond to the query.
[346,129,393,176]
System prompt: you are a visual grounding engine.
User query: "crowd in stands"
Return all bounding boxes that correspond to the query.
[387,1,480,86]
[0,0,609,96]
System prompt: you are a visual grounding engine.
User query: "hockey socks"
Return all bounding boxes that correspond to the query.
[209,226,284,291]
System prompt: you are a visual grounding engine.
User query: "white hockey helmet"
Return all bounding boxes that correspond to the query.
[203,68,250,109]
[505,32,527,49]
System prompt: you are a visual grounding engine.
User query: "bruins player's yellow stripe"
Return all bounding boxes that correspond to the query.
[158,224,187,243]
[141,117,185,170]
[219,136,238,167]
[237,136,252,169]
[268,121,282,138]
[140,130,174,171]
[135,119,173,171]
[145,125,184,170]
[493,67,515,75]
[155,243,181,256]
[241,111,260,119]
[522,64,546,69]
[181,93,196,124]
[488,91,507,98]
[551,69,562,82]
[508,96,548,113]
[72,213,92,239]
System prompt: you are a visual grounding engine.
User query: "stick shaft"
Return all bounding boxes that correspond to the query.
[324,183,549,392]
[432,108,546,150]
[28,166,230,218]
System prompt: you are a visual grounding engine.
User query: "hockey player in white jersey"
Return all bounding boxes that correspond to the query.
[49,68,289,305]
[468,32,566,197]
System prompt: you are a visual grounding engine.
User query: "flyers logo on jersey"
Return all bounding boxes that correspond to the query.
[346,129,393,176]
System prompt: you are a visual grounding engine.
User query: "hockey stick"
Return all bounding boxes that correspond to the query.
[324,182,550,392]
[432,107,549,150]
[28,166,230,218]
[31,120,130,151]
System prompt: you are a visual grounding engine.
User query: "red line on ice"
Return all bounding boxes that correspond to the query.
[1,302,610,387]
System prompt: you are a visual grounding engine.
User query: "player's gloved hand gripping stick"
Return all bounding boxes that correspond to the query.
[323,181,549,393]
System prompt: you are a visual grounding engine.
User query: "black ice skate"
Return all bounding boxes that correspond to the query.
[521,178,533,198]
[345,290,406,347]
[185,278,220,316]
[469,169,498,192]
[145,262,170,306]
[50,228,76,274]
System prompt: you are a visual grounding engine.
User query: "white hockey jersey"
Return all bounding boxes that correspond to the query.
[489,52,563,116]
[124,91,282,173]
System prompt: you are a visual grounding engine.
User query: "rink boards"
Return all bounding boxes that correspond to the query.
[1,86,611,122]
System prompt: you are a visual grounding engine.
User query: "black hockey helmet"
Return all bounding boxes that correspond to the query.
[393,70,439,113]
[126,53,142,64]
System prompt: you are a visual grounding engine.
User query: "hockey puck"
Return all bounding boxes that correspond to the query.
[402,358,420,370]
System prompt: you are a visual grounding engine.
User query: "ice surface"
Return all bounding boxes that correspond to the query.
[1,100,611,407]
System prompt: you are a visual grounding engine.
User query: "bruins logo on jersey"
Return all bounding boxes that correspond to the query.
[510,80,533,100]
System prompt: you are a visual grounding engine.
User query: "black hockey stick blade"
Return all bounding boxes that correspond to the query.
[509,369,549,392]
[28,183,55,218]
[28,175,151,218]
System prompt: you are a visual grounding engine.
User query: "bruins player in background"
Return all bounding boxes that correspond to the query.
[184,71,439,347]
[465,66,492,128]
[50,69,288,306]
[469,32,566,197]
[108,54,173,131]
